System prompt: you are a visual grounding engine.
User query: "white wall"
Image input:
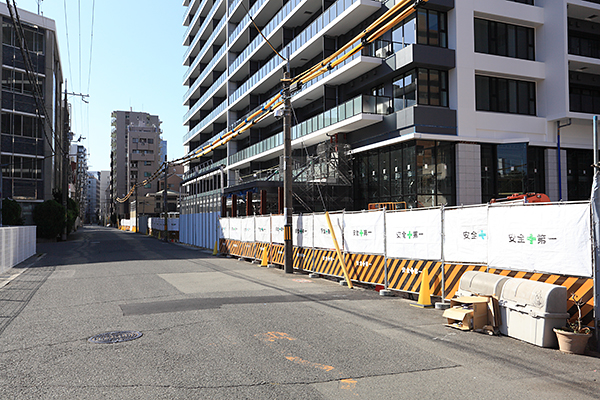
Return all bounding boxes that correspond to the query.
[0,226,36,273]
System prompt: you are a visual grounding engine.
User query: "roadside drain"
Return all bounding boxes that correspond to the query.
[88,331,143,344]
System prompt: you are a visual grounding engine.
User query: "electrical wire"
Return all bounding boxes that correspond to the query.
[114,0,426,203]
[239,0,286,61]
[6,1,64,157]
[62,0,74,91]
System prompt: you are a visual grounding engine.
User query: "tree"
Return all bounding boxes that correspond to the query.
[1,198,23,226]
[33,200,65,239]
[52,189,80,234]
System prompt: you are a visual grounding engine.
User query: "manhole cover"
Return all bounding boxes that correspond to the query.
[88,331,142,344]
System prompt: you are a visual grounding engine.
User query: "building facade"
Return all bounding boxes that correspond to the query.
[86,171,100,224]
[110,110,163,219]
[69,143,87,222]
[0,4,65,224]
[180,0,600,224]
[99,169,110,225]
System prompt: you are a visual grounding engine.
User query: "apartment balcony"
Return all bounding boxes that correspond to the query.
[183,0,212,44]
[228,94,389,169]
[183,44,227,105]
[228,0,381,84]
[182,0,202,30]
[183,0,226,66]
[183,100,228,145]
[183,71,228,124]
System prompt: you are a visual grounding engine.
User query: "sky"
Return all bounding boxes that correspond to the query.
[14,0,188,172]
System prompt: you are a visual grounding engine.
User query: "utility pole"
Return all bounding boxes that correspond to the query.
[135,179,138,233]
[0,163,5,227]
[282,58,293,274]
[62,83,69,241]
[163,163,168,242]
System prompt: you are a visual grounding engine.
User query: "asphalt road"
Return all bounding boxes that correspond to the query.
[0,226,599,399]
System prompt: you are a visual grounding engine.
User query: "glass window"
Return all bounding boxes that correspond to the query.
[13,114,21,135]
[391,146,402,197]
[2,21,13,46]
[417,141,435,195]
[22,115,34,137]
[1,112,11,134]
[405,71,417,107]
[474,18,534,61]
[476,75,536,115]
[418,69,429,105]
[497,143,527,196]
[2,69,12,90]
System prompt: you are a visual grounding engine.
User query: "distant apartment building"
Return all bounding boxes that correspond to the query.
[180,0,600,225]
[99,169,110,224]
[70,143,87,221]
[86,171,100,224]
[0,4,65,224]
[110,111,163,219]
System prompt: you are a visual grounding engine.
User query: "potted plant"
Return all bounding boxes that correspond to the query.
[554,293,592,354]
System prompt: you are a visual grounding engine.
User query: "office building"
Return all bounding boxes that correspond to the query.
[0,4,65,224]
[180,0,600,231]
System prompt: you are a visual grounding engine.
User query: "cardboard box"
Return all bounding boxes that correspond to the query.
[443,296,491,331]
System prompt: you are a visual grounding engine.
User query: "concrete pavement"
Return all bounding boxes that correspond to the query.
[0,226,598,399]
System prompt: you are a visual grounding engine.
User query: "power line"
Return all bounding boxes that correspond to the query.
[115,0,425,203]
[6,1,64,156]
[86,0,95,94]
[62,0,74,91]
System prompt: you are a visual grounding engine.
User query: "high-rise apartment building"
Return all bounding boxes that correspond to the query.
[110,111,162,219]
[180,0,600,230]
[0,4,65,224]
[99,170,110,224]
[86,171,100,224]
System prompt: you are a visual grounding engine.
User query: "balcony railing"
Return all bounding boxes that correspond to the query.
[228,0,269,46]
[228,94,390,165]
[182,0,210,42]
[183,158,227,181]
[228,0,379,107]
[183,42,226,101]
[183,71,227,123]
[183,100,228,143]
[228,0,303,75]
[183,0,223,63]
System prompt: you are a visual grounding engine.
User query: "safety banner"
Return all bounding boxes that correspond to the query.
[255,216,271,243]
[444,206,488,264]
[387,259,443,296]
[229,217,242,241]
[241,217,255,242]
[219,218,229,239]
[386,209,442,260]
[487,203,592,277]
[270,244,285,265]
[345,253,386,284]
[293,214,314,248]
[343,211,385,255]
[271,215,285,244]
[293,247,313,270]
[313,213,344,250]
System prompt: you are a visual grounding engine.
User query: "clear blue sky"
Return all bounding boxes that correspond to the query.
[16,0,187,172]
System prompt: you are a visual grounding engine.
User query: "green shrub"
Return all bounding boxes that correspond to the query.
[33,200,65,239]
[1,198,23,226]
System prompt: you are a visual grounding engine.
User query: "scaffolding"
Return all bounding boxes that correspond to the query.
[283,140,353,213]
